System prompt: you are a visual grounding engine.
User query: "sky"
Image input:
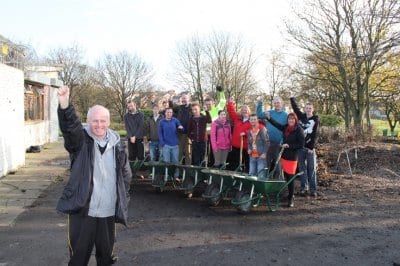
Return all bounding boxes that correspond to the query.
[1,0,296,89]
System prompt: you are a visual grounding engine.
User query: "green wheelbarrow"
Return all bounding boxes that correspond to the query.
[231,171,303,213]
[143,161,179,193]
[173,164,209,198]
[201,168,240,206]
[129,155,149,179]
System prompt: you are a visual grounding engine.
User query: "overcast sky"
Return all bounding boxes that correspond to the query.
[1,0,296,89]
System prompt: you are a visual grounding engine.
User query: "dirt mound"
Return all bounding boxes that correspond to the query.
[317,142,400,184]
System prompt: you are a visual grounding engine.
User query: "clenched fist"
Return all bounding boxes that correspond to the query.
[58,86,70,109]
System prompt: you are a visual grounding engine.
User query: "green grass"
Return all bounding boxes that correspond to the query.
[371,119,400,137]
[115,129,127,137]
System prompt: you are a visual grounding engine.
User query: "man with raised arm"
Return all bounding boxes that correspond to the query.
[56,86,132,265]
[256,97,288,178]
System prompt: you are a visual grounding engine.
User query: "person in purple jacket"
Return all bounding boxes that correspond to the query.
[158,108,183,178]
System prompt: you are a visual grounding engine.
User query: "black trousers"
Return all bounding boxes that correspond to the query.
[206,135,214,167]
[226,147,249,172]
[191,141,206,166]
[128,138,144,161]
[68,214,116,266]
[285,173,295,201]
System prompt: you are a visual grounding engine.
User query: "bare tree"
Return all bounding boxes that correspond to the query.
[47,44,84,104]
[97,51,154,120]
[264,50,290,108]
[172,35,207,104]
[73,65,105,119]
[206,32,257,106]
[172,31,257,107]
[286,0,400,134]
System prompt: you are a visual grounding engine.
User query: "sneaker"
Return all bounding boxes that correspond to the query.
[111,255,118,264]
[299,190,307,197]
[175,177,182,183]
[287,199,294,208]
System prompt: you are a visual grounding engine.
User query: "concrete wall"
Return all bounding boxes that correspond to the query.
[48,85,60,142]
[0,63,25,176]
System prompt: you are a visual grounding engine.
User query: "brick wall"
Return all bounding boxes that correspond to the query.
[0,63,25,177]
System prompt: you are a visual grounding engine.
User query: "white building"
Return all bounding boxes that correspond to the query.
[0,63,62,177]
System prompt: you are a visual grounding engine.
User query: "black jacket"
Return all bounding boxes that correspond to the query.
[174,104,192,134]
[56,105,132,226]
[267,117,305,161]
[124,111,145,139]
[290,97,319,150]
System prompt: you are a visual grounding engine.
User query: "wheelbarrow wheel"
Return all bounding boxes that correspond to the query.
[204,184,221,206]
[235,191,252,213]
[153,174,165,193]
[182,176,195,191]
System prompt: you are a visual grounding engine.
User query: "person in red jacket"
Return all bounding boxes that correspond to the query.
[226,97,252,172]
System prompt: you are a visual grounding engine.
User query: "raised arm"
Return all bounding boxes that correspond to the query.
[227,98,239,122]
[290,97,303,119]
[308,116,320,150]
[266,114,285,132]
[215,89,227,111]
[256,100,266,119]
[57,86,84,154]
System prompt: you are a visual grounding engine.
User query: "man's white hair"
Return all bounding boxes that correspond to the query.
[87,105,110,123]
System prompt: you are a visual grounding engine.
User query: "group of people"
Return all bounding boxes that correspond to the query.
[56,84,319,265]
[124,88,320,207]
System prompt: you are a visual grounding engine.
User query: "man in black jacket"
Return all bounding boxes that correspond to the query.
[290,97,320,197]
[124,100,145,162]
[174,93,192,165]
[57,86,132,266]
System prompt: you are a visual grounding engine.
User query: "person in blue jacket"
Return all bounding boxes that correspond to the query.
[158,108,184,178]
[256,97,288,178]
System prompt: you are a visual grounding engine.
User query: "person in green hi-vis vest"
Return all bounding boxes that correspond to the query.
[202,85,226,166]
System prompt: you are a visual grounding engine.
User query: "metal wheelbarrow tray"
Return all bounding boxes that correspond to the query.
[143,161,178,193]
[231,171,303,213]
[173,164,208,198]
[201,168,240,206]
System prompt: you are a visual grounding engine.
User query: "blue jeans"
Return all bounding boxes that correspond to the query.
[149,141,161,161]
[162,145,179,177]
[298,148,317,192]
[162,145,179,163]
[249,157,266,180]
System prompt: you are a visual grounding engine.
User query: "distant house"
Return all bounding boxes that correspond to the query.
[0,34,25,70]
[24,65,63,150]
[0,35,63,177]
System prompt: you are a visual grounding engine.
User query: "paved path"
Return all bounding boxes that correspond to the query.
[0,140,68,227]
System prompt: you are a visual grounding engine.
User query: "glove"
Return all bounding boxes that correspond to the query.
[216,85,223,92]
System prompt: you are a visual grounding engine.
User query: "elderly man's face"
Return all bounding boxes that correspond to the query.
[88,108,109,139]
